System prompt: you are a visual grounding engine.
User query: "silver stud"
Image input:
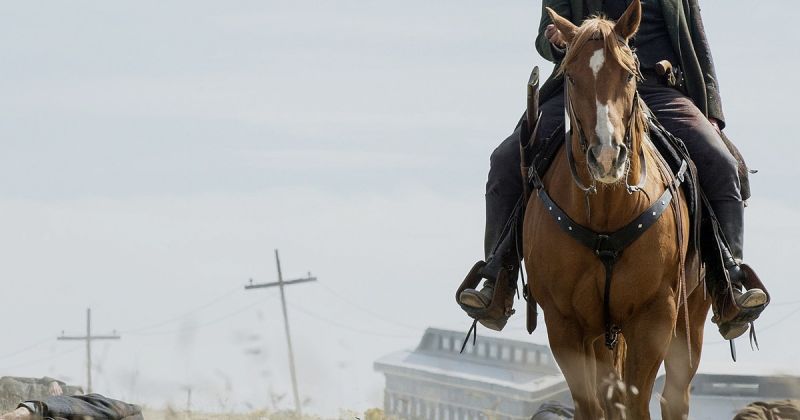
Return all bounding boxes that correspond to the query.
[661,200,665,205]
[568,226,573,231]
[652,211,657,216]
[638,223,643,229]
[557,216,562,221]
[549,206,553,211]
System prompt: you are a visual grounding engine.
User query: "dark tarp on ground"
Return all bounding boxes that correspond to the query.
[22,394,142,420]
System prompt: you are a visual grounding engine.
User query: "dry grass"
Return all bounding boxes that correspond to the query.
[140,407,386,420]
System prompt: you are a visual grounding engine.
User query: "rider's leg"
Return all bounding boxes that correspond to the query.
[459,92,565,316]
[640,82,767,338]
[457,127,523,315]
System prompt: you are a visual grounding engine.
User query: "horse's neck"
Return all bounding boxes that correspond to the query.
[560,123,655,232]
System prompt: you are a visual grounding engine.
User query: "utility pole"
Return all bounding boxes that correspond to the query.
[245,249,316,416]
[57,308,121,393]
[184,386,192,415]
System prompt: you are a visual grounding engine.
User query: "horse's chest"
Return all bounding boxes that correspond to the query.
[524,202,679,299]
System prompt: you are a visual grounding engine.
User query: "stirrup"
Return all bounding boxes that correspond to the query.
[713,263,771,345]
[718,321,749,341]
[731,264,770,324]
[455,261,515,331]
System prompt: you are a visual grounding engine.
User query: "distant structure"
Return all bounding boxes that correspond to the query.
[651,374,800,420]
[375,328,800,420]
[374,328,569,420]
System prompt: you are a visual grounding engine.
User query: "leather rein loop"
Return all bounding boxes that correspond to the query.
[564,81,597,196]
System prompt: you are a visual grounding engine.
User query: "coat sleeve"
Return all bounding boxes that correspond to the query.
[536,0,573,63]
[687,0,725,128]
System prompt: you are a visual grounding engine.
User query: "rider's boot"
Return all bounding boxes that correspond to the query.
[710,200,769,340]
[457,193,520,331]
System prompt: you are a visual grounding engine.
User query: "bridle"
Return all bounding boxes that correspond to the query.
[562,44,648,220]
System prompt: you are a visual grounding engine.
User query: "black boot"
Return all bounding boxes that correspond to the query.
[711,200,768,340]
[457,193,521,330]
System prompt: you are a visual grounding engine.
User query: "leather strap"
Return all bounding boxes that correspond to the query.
[534,160,687,348]
[536,182,677,260]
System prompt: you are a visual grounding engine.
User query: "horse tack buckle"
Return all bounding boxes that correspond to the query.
[605,325,622,349]
[594,235,619,260]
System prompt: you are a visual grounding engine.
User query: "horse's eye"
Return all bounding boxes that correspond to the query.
[627,73,635,83]
[566,75,575,85]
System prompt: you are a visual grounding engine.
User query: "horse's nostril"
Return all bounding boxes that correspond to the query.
[615,145,629,167]
[588,149,600,168]
[620,144,629,158]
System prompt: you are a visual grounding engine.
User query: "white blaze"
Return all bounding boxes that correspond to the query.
[588,47,617,173]
[589,48,605,78]
[595,99,614,146]
[595,99,616,171]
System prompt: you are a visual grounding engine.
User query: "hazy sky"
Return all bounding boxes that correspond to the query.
[1,1,799,416]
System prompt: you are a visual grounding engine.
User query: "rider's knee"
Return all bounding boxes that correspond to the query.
[489,135,520,173]
[708,142,740,179]
[701,147,742,200]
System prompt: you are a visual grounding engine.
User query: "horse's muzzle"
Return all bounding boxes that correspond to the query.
[588,143,629,184]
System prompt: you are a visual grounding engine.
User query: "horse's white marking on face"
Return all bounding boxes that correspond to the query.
[595,99,616,173]
[595,99,614,147]
[589,48,605,79]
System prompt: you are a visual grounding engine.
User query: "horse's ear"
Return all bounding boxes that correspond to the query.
[546,7,578,44]
[614,0,642,41]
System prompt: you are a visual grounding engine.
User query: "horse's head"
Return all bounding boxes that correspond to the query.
[547,1,643,184]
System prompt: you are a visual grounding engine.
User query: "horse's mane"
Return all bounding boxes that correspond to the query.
[557,16,640,79]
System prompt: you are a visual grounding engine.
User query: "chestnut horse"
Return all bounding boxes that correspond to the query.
[523,2,710,419]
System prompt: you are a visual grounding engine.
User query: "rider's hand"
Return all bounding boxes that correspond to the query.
[709,118,721,133]
[545,24,567,48]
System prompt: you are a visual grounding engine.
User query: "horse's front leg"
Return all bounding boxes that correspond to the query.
[622,293,677,420]
[594,336,626,419]
[660,284,711,420]
[544,312,604,420]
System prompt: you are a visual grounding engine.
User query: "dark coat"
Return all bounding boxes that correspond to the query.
[535,0,726,128]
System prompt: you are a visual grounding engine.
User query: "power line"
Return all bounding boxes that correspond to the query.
[315,281,420,331]
[127,297,270,337]
[122,286,241,334]
[0,345,83,371]
[0,337,51,361]
[125,292,416,340]
[287,300,418,339]
[758,306,800,333]
[706,306,800,346]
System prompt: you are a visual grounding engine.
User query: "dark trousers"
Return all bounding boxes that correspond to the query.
[485,81,742,255]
